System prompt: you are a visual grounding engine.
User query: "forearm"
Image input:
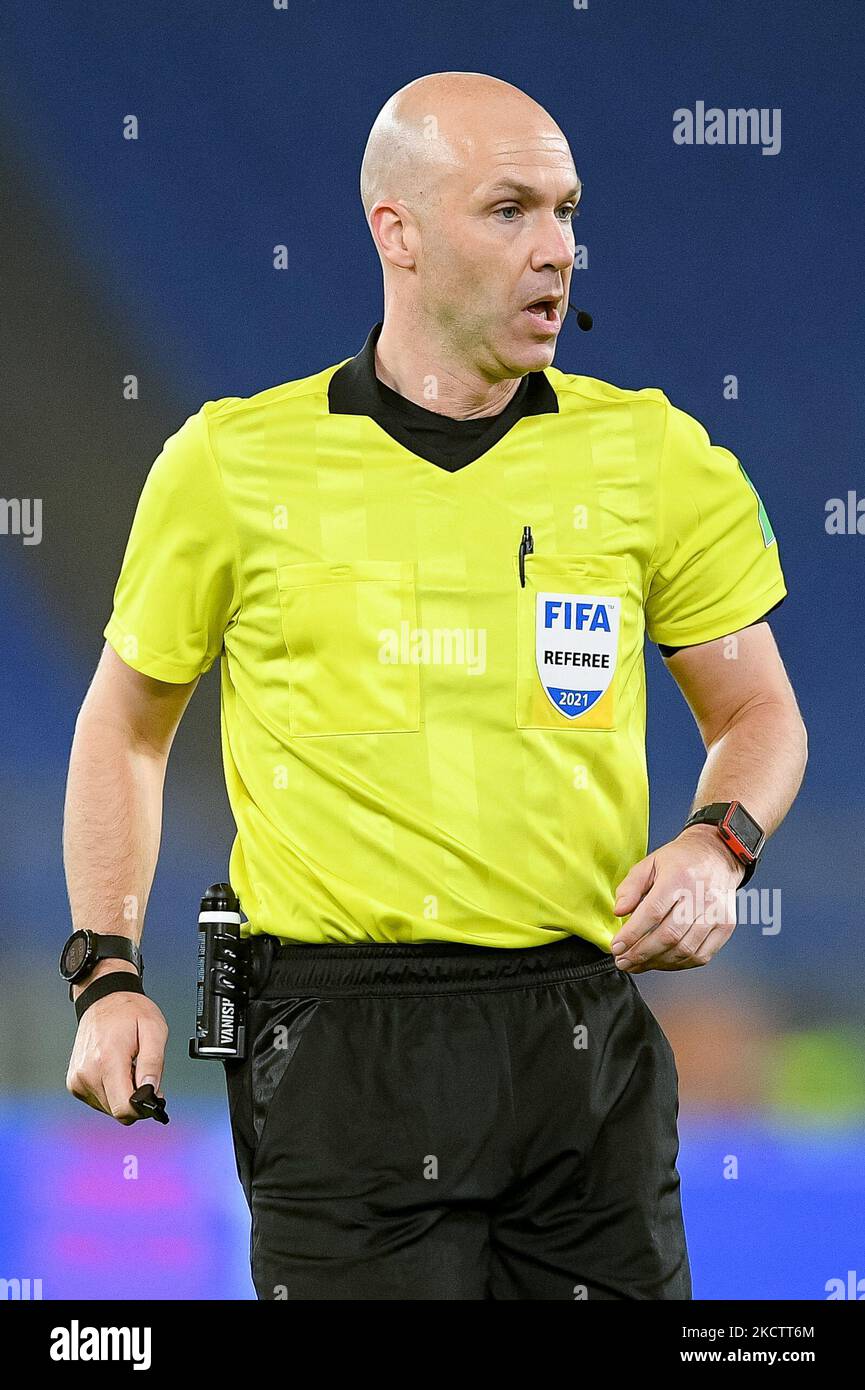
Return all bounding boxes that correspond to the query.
[63,710,167,992]
[689,698,808,837]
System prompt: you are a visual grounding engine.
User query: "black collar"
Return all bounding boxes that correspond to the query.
[328,322,559,472]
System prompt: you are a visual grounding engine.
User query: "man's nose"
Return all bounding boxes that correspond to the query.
[531,216,575,273]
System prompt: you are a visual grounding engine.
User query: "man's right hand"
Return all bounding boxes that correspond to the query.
[66,961,168,1124]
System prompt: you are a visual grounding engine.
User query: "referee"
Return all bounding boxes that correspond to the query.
[63,72,807,1300]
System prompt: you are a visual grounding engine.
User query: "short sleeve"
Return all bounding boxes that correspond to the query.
[645,396,787,648]
[103,405,241,682]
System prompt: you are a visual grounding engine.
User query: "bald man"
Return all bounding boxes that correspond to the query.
[66,72,805,1301]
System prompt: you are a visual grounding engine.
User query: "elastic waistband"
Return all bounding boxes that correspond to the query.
[250,933,615,999]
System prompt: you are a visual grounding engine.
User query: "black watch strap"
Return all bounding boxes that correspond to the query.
[683,801,764,886]
[95,934,143,974]
[60,930,144,992]
[74,971,145,1022]
[685,802,736,829]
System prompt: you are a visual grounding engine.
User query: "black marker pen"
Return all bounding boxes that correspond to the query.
[518,525,534,587]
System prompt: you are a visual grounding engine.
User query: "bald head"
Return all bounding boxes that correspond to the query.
[360,72,580,382]
[360,71,573,224]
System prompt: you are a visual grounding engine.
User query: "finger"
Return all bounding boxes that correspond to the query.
[625,917,708,972]
[614,899,695,970]
[611,889,688,958]
[76,1084,113,1117]
[687,923,733,967]
[638,885,738,969]
[134,1018,166,1095]
[627,919,735,973]
[103,1061,141,1125]
[638,923,709,971]
[613,856,657,915]
[68,1068,112,1118]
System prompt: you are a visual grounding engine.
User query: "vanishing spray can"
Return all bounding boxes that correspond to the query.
[188,882,248,1060]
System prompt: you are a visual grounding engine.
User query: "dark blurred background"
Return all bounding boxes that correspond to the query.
[0,0,862,1299]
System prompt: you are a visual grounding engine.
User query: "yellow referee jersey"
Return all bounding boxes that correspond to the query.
[103,325,787,949]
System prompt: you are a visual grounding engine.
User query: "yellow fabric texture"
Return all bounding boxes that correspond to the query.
[103,366,787,948]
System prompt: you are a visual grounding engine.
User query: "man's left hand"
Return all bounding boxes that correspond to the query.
[610,824,745,973]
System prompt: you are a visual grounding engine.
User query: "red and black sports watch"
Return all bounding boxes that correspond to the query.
[682,801,766,886]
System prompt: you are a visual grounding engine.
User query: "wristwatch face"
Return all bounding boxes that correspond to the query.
[61,930,92,981]
[726,803,763,855]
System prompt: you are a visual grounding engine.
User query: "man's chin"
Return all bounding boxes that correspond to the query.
[500,340,558,376]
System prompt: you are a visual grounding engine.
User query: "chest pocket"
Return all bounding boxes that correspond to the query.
[276,560,421,737]
[515,553,629,731]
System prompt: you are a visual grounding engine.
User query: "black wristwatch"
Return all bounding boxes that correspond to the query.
[59,930,144,1000]
[682,801,766,887]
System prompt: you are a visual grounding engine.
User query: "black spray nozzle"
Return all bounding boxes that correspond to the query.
[200,882,240,913]
[130,1083,170,1125]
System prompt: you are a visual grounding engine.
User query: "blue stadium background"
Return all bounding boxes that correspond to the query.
[0,0,862,1299]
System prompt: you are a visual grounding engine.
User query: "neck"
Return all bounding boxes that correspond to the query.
[374,314,521,419]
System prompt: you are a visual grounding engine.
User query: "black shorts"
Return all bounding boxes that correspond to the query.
[223,934,692,1301]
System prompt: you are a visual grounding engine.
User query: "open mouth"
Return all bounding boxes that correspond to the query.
[522,298,562,331]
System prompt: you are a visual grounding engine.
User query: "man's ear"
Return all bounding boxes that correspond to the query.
[370,200,416,270]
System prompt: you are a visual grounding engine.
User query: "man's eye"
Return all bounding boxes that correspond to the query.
[495,204,580,222]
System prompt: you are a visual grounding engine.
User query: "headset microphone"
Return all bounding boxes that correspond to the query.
[567,304,593,331]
